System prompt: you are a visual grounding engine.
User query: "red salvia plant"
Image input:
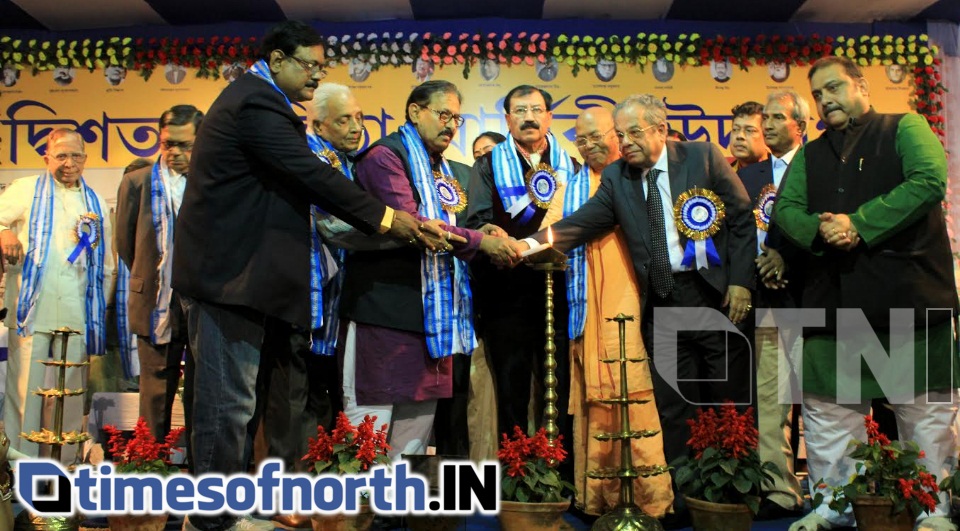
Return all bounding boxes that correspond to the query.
[674,403,779,514]
[498,426,573,503]
[103,417,184,475]
[816,415,940,517]
[302,411,390,475]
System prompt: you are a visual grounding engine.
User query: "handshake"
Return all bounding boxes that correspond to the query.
[387,211,529,267]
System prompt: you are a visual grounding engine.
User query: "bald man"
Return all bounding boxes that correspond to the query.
[541,107,674,517]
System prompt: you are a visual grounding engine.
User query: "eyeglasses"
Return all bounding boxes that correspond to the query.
[421,106,465,127]
[282,52,327,79]
[161,140,194,151]
[52,152,86,163]
[574,128,616,147]
[615,123,660,143]
[511,106,547,118]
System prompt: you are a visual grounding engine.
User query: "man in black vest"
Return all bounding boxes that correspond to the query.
[339,80,521,462]
[465,86,579,483]
[776,56,959,531]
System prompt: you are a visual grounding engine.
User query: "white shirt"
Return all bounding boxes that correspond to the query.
[161,162,188,215]
[0,175,115,333]
[770,144,800,189]
[641,153,690,273]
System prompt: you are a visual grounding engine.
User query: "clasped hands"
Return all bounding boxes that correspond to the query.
[756,242,787,290]
[388,214,525,266]
[818,212,860,251]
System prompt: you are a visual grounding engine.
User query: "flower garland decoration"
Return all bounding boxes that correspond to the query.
[0,31,944,134]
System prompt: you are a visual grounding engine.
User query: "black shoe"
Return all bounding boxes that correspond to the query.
[658,511,691,530]
[754,499,804,521]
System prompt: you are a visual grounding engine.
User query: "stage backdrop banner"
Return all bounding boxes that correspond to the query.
[0,61,914,206]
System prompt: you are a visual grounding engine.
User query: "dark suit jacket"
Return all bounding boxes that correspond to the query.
[737,156,803,305]
[544,141,756,312]
[172,73,388,327]
[115,165,170,338]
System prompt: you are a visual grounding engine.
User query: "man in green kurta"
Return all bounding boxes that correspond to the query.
[776,56,959,531]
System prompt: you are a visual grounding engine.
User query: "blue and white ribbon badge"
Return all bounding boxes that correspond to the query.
[674,187,725,269]
[67,212,101,265]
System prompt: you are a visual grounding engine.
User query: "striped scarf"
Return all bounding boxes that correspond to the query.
[248,59,292,106]
[18,172,107,355]
[306,132,352,355]
[398,123,476,358]
[149,161,176,345]
[563,164,592,339]
[114,260,139,378]
[491,132,575,224]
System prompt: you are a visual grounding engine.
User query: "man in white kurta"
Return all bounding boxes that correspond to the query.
[0,129,114,460]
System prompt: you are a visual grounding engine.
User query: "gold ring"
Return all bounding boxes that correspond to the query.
[445,231,451,240]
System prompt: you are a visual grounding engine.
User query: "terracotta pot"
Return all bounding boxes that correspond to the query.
[107,514,169,531]
[311,504,375,531]
[684,496,753,531]
[852,496,916,531]
[498,499,571,531]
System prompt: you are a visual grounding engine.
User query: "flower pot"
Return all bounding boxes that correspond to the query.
[498,499,571,531]
[311,504,375,531]
[684,496,753,531]
[852,496,916,531]
[107,514,169,531]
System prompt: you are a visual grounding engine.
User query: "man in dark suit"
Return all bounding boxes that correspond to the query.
[172,21,427,531]
[519,94,756,527]
[736,90,809,520]
[115,104,201,453]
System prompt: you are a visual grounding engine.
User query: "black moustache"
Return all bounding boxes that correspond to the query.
[521,122,539,130]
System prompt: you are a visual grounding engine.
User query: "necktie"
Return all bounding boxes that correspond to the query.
[645,168,674,298]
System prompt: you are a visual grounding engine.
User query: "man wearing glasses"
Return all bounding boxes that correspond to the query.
[466,85,579,484]
[0,129,113,463]
[338,80,521,464]
[173,21,428,531]
[517,95,756,529]
[115,105,201,466]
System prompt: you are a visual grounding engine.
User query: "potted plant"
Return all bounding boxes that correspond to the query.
[103,417,185,531]
[497,426,574,531]
[673,403,779,531]
[814,415,940,531]
[301,412,391,531]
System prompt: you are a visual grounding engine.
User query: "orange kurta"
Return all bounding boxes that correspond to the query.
[543,170,674,517]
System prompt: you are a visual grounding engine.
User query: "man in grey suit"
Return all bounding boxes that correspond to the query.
[519,94,756,527]
[115,105,202,448]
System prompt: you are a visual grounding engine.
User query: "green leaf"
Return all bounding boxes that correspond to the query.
[733,477,752,494]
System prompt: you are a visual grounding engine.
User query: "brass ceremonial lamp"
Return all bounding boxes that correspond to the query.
[524,227,567,444]
[588,314,669,531]
[15,327,88,531]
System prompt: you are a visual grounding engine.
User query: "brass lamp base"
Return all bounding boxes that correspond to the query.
[14,510,81,531]
[591,504,664,531]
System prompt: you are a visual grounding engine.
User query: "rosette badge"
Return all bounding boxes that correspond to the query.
[315,149,344,173]
[433,170,467,214]
[525,163,560,209]
[69,212,101,264]
[673,188,725,269]
[753,183,776,232]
